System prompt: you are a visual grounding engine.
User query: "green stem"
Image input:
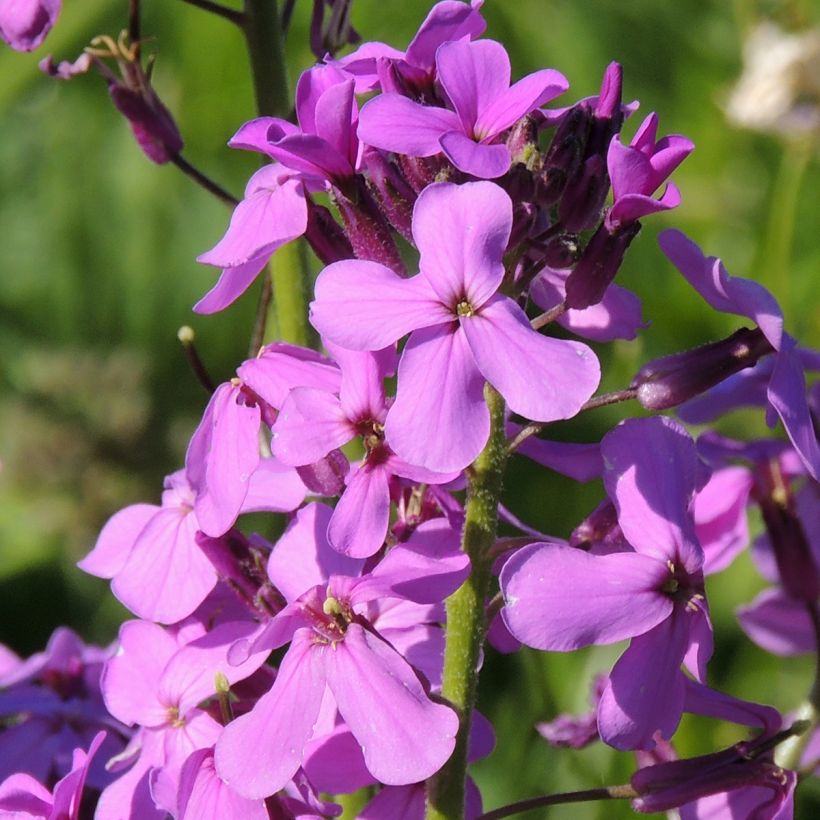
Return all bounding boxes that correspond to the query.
[756,138,812,322]
[426,386,508,820]
[241,0,311,348]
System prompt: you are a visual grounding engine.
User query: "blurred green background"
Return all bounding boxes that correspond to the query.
[1,0,818,816]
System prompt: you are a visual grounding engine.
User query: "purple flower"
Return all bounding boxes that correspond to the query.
[311,180,600,471]
[605,113,693,231]
[0,0,60,52]
[214,504,466,797]
[659,229,820,480]
[501,417,712,750]
[358,39,568,178]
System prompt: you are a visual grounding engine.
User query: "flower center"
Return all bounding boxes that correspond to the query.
[456,300,474,317]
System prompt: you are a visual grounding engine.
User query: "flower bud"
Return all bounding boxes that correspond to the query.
[632,327,774,411]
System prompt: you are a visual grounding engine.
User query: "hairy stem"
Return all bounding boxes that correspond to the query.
[242,0,312,348]
[426,386,508,820]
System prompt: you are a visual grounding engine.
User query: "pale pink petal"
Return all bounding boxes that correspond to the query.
[215,630,327,799]
[328,462,391,558]
[311,260,450,350]
[463,295,600,422]
[413,181,510,306]
[239,457,307,514]
[436,39,510,133]
[439,131,511,178]
[358,94,461,155]
[112,509,216,624]
[272,387,352,466]
[77,503,157,579]
[501,543,673,650]
[326,624,458,784]
[385,325,489,473]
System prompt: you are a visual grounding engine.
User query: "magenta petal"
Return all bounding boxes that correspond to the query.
[737,588,814,656]
[313,77,357,166]
[559,284,646,342]
[302,725,375,794]
[767,338,820,480]
[328,462,391,558]
[404,0,487,69]
[439,130,511,178]
[463,295,600,422]
[272,387,352,466]
[215,630,326,799]
[193,254,269,315]
[386,325,489,473]
[607,185,681,229]
[326,624,458,784]
[311,259,449,350]
[178,748,268,820]
[658,229,784,350]
[357,94,461,156]
[77,503,157,578]
[413,181,510,306]
[197,176,307,268]
[268,503,364,603]
[601,417,702,568]
[228,117,295,153]
[101,620,176,727]
[436,40,510,132]
[501,543,673,650]
[239,457,306,514]
[683,679,781,733]
[191,384,262,538]
[112,508,216,624]
[476,68,568,137]
[0,0,60,52]
[598,614,689,750]
[0,773,52,815]
[267,134,353,182]
[515,435,603,482]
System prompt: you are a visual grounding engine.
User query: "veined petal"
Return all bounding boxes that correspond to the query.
[602,417,702,569]
[328,462,391,558]
[598,613,689,750]
[476,68,568,138]
[112,509,216,624]
[413,181,510,306]
[311,260,449,350]
[215,630,326,799]
[272,387,353,466]
[463,295,600,422]
[501,543,673,650]
[194,255,270,315]
[357,94,461,156]
[326,624,458,784]
[77,503,157,579]
[439,130,511,178]
[385,324,488,473]
[436,40,510,133]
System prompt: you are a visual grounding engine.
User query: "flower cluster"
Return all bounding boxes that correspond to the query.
[3,1,819,818]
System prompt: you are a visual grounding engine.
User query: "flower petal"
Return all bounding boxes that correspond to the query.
[501,543,673,650]
[463,295,600,422]
[385,325,488,473]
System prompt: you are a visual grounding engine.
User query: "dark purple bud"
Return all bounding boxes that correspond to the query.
[310,0,359,60]
[632,327,775,411]
[558,154,610,232]
[196,530,285,619]
[539,233,580,269]
[362,148,417,243]
[538,105,590,206]
[334,180,406,275]
[304,200,354,264]
[296,448,349,496]
[564,221,640,309]
[755,461,819,602]
[396,153,448,193]
[508,201,537,248]
[631,734,796,814]
[109,83,183,164]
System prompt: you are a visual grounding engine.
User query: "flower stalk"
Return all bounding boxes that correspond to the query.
[426,385,508,820]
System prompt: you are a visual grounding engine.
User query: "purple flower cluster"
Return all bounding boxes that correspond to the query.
[3,1,819,818]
